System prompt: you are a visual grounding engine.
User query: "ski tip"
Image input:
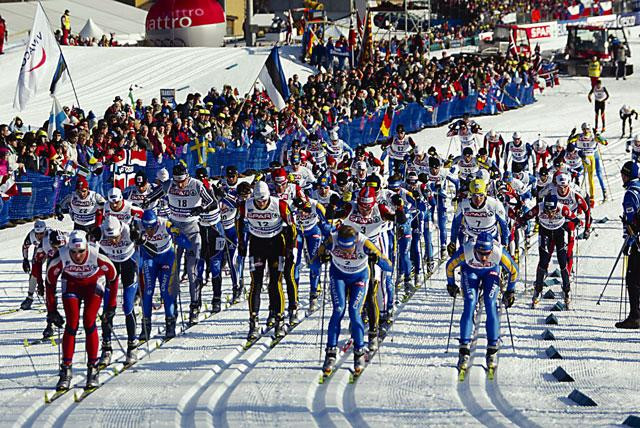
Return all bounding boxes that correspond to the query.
[44,392,49,403]
[73,392,79,402]
[23,338,29,347]
[318,375,325,384]
[50,337,56,346]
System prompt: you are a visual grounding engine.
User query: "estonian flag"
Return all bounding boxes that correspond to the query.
[47,95,69,139]
[49,54,69,95]
[380,106,393,137]
[258,47,290,111]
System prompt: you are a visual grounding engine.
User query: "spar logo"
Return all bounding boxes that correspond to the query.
[528,25,551,39]
[146,8,206,30]
[21,32,47,73]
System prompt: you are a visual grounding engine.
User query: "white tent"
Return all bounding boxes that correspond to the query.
[78,18,105,41]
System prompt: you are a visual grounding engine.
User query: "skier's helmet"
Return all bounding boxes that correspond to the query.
[102,216,122,239]
[142,209,158,229]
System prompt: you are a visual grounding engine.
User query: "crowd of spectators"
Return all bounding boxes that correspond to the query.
[0,30,543,184]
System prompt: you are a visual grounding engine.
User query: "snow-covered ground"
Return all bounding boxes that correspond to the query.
[1,37,640,428]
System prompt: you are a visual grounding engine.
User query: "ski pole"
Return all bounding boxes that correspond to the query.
[23,341,42,384]
[319,263,328,363]
[177,285,186,333]
[621,255,628,320]
[57,326,61,367]
[445,295,456,353]
[596,241,626,305]
[504,303,516,353]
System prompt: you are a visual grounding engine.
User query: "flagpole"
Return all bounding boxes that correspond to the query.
[236,43,280,116]
[38,1,81,109]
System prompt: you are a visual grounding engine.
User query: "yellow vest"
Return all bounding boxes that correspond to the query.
[588,60,601,77]
[62,15,70,30]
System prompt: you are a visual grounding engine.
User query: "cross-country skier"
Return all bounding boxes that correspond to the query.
[518,194,579,308]
[446,231,518,375]
[449,178,509,254]
[382,124,415,177]
[20,219,48,310]
[316,225,392,376]
[218,167,245,303]
[97,216,140,367]
[483,129,505,166]
[326,185,406,352]
[104,187,144,224]
[138,209,178,340]
[570,123,608,204]
[237,181,297,341]
[503,132,533,174]
[425,156,458,259]
[143,162,216,325]
[617,161,640,329]
[587,79,609,132]
[46,230,118,391]
[124,171,155,208]
[55,176,105,233]
[194,167,225,314]
[620,104,638,138]
[625,134,640,162]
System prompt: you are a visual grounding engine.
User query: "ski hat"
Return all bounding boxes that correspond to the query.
[68,230,88,251]
[388,174,403,189]
[336,171,349,187]
[34,219,47,234]
[291,154,302,164]
[566,143,576,152]
[635,134,640,144]
[406,170,419,185]
[76,176,89,190]
[253,181,270,201]
[330,131,339,141]
[226,165,238,176]
[317,175,331,188]
[503,171,513,183]
[50,230,66,248]
[135,170,147,186]
[512,131,521,140]
[488,129,498,140]
[474,232,494,253]
[173,163,188,182]
[462,147,473,157]
[108,187,123,203]
[355,161,367,171]
[428,156,441,168]
[621,160,639,179]
[337,224,359,248]
[556,173,570,186]
[543,194,558,211]
[475,168,490,183]
[469,178,487,195]
[142,209,158,229]
[195,166,208,180]
[156,168,169,182]
[273,167,288,185]
[102,216,122,238]
[358,186,377,209]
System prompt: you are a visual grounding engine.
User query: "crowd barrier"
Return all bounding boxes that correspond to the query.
[0,81,536,228]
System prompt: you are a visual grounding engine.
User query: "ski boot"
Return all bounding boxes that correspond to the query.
[231,286,243,304]
[615,317,640,329]
[98,342,112,368]
[531,284,543,308]
[188,302,201,325]
[266,311,276,329]
[211,297,222,314]
[247,316,260,341]
[274,316,287,339]
[138,317,152,342]
[563,288,571,310]
[427,258,435,274]
[85,363,99,390]
[55,364,72,391]
[486,346,498,379]
[165,316,176,340]
[288,308,300,326]
[125,340,138,366]
[322,346,337,375]
[42,322,54,339]
[440,247,448,260]
[368,330,379,354]
[353,348,366,375]
[20,295,33,310]
[308,295,318,313]
[457,344,471,379]
[486,345,498,368]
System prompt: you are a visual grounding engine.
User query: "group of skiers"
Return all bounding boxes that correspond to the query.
[16,113,640,389]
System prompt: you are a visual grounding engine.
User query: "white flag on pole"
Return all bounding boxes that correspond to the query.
[13,4,60,111]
